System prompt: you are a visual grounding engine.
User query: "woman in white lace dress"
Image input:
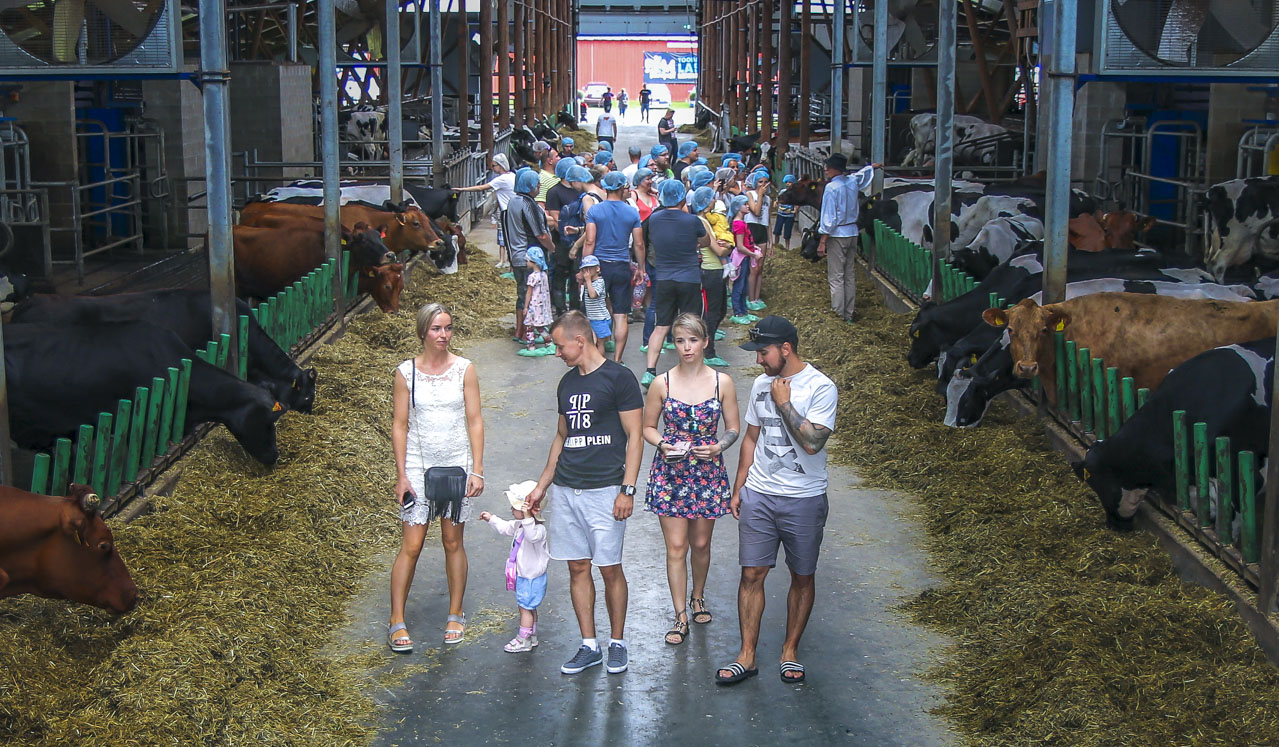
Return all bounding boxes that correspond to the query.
[388,303,485,652]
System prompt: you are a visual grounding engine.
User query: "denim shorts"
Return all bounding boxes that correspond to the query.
[515,573,548,610]
[590,317,613,340]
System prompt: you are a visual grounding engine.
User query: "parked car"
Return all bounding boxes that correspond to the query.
[647,83,672,109]
[582,82,610,108]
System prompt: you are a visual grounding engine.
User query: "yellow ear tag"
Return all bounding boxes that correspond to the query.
[1055,321,1065,332]
[272,402,283,412]
[970,354,978,364]
[912,329,920,338]
[993,317,1005,326]
[1082,468,1091,480]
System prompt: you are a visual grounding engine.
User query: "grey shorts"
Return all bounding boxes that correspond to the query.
[548,483,626,566]
[737,486,829,575]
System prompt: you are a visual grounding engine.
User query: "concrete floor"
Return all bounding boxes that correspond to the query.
[342,118,955,746]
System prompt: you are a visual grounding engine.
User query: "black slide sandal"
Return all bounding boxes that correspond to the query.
[715,662,759,685]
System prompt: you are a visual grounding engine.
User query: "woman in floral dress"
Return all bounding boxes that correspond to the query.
[642,313,741,646]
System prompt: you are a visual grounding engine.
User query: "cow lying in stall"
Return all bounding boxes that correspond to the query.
[0,483,138,613]
[1074,338,1274,530]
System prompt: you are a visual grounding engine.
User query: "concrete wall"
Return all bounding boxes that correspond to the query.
[143,68,206,249]
[1206,83,1270,184]
[230,61,315,182]
[1071,73,1126,194]
[8,81,77,261]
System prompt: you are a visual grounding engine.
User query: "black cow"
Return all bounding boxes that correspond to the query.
[6,321,285,465]
[555,108,579,129]
[510,128,539,167]
[12,289,317,414]
[694,107,715,130]
[1,266,30,313]
[404,184,462,224]
[1074,338,1274,530]
[907,258,1042,368]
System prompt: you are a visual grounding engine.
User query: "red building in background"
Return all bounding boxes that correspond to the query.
[576,36,699,104]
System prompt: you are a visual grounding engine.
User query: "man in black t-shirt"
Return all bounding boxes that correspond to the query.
[528,311,645,676]
[639,87,652,122]
[545,170,586,314]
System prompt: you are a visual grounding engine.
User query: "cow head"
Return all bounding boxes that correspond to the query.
[282,368,318,414]
[778,177,823,210]
[382,208,444,254]
[1098,211,1157,250]
[1068,213,1107,253]
[906,304,947,368]
[49,484,138,613]
[360,263,405,313]
[1072,457,1138,531]
[982,299,1069,379]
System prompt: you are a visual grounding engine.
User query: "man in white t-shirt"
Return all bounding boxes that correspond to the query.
[621,146,643,183]
[714,315,838,687]
[596,111,618,150]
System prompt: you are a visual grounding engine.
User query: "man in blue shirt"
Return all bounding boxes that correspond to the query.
[817,153,880,322]
[642,180,709,387]
[584,170,646,362]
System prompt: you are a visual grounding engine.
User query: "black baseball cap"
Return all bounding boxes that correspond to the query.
[739,315,799,351]
[824,153,848,171]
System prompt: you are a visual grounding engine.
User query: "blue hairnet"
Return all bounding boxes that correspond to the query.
[688,186,715,214]
[598,140,613,152]
[728,194,749,217]
[638,155,653,170]
[782,174,797,185]
[555,158,574,180]
[515,168,541,195]
[658,179,686,207]
[650,143,669,158]
[632,167,654,187]
[677,141,697,159]
[565,165,593,184]
[561,136,574,147]
[601,170,628,191]
[593,151,613,167]
[526,246,548,272]
[690,170,715,190]
[692,157,708,166]
[722,152,742,164]
[745,171,764,189]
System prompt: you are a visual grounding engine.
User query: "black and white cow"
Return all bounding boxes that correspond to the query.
[1074,338,1273,530]
[339,105,388,161]
[949,213,1044,278]
[1201,176,1279,281]
[902,113,1011,167]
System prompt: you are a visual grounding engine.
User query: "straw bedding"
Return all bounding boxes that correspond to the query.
[0,255,512,744]
[675,125,715,149]
[762,250,1279,745]
[556,125,598,153]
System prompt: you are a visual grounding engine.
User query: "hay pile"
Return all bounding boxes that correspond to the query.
[557,125,597,153]
[0,256,512,744]
[762,251,1279,744]
[676,125,715,149]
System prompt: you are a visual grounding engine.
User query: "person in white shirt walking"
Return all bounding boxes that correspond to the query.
[596,111,618,150]
[715,316,839,687]
[817,154,880,322]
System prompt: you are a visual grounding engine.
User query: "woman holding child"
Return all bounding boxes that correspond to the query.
[642,313,741,646]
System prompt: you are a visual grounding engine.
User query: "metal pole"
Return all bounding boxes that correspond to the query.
[800,0,811,146]
[387,0,404,203]
[831,0,845,154]
[200,0,239,373]
[1040,0,1075,305]
[480,0,494,155]
[498,0,510,131]
[932,0,956,291]
[430,0,444,186]
[871,0,888,192]
[286,1,297,62]
[318,0,342,311]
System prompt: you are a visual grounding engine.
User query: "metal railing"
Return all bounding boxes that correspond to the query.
[1238,126,1279,179]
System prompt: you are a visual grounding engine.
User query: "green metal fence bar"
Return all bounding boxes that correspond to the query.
[1106,367,1121,436]
[989,291,998,309]
[141,377,165,467]
[30,452,50,495]
[1173,410,1190,511]
[238,314,250,381]
[1091,357,1106,440]
[217,333,231,370]
[1054,332,1067,405]
[1121,377,1136,422]
[126,387,148,482]
[1240,451,1259,563]
[1215,436,1234,544]
[72,423,93,487]
[268,295,281,343]
[91,412,112,497]
[1065,340,1079,421]
[1194,422,1210,528]
[206,340,220,367]
[1078,347,1093,433]
[172,359,192,445]
[158,367,179,457]
[50,438,71,496]
[107,398,131,496]
[1138,388,1150,408]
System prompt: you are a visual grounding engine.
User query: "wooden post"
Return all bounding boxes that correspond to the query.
[776,0,792,156]
[761,0,773,143]
[961,0,1001,123]
[512,1,525,126]
[498,0,510,130]
[800,0,811,146]
[480,0,494,154]
[457,0,470,147]
[745,2,757,131]
[736,6,748,132]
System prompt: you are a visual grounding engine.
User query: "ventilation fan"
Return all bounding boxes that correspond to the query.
[1097,0,1279,74]
[0,0,178,72]
[854,0,940,64]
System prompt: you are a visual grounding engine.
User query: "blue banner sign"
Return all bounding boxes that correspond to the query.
[643,52,698,83]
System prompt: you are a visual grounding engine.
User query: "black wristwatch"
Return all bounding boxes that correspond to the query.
[621,485,637,497]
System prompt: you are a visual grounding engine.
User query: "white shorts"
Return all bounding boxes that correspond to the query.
[548,483,626,566]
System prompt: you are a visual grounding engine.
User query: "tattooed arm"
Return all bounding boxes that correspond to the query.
[770,377,832,455]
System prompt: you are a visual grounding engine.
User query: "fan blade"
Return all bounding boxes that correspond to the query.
[52,0,86,63]
[90,0,154,38]
[1208,0,1269,50]
[1157,0,1210,63]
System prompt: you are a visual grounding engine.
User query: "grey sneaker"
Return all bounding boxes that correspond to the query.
[560,645,604,674]
[606,643,629,673]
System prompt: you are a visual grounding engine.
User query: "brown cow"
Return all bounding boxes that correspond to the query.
[1068,213,1107,253]
[983,293,1279,404]
[239,201,445,255]
[233,222,403,312]
[0,484,138,613]
[1098,211,1157,250]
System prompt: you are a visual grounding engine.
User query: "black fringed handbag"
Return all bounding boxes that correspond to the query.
[410,364,468,523]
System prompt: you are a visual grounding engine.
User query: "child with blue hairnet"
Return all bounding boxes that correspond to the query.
[518,247,556,357]
[774,173,798,251]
